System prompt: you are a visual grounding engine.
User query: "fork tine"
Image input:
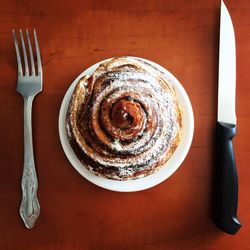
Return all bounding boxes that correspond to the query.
[19,29,29,76]
[26,30,35,76]
[33,29,42,76]
[12,30,23,76]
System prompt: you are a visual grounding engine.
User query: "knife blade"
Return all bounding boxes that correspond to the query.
[214,0,241,234]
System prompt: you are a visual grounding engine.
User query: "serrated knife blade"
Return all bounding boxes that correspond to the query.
[218,0,236,125]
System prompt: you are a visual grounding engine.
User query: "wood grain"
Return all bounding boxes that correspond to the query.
[0,0,250,249]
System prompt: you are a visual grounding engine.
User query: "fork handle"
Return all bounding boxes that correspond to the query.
[20,97,40,229]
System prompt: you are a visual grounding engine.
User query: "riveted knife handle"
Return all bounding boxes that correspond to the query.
[214,122,241,234]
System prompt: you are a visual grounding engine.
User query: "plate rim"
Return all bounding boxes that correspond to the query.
[58,56,194,192]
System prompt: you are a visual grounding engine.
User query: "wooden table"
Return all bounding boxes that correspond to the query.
[1,0,250,249]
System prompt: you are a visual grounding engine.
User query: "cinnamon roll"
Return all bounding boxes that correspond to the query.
[66,57,183,180]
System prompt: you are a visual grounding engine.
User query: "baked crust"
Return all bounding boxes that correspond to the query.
[66,57,183,180]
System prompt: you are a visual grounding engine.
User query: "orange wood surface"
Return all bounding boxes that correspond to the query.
[1,0,250,249]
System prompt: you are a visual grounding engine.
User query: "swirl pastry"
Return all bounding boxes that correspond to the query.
[66,57,182,180]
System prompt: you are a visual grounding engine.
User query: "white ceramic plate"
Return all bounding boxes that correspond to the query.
[58,57,194,192]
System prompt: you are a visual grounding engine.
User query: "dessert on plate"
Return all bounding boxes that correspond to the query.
[66,56,182,180]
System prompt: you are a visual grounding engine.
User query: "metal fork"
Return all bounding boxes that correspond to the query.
[13,29,42,229]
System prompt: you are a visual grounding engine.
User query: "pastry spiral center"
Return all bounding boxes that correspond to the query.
[111,99,143,130]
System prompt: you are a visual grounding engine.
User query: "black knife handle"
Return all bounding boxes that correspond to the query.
[214,122,241,234]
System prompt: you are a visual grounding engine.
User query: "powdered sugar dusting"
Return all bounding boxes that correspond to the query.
[67,57,182,180]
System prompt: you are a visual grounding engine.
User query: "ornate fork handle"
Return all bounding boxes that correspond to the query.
[20,97,40,229]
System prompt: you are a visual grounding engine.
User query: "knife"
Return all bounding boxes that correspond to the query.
[214,0,241,234]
